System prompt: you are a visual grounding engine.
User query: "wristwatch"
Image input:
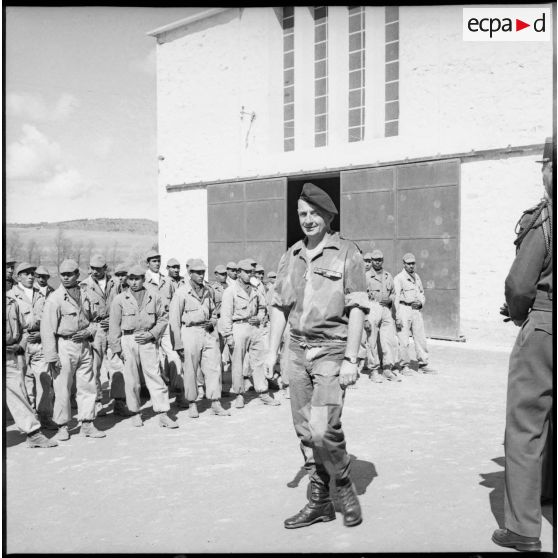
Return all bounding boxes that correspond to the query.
[343,355,358,364]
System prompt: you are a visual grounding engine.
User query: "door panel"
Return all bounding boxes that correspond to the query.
[341,191,395,240]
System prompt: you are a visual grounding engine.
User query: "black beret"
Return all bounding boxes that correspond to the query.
[299,183,338,216]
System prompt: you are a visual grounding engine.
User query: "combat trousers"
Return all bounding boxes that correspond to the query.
[504,309,553,538]
[366,302,397,371]
[397,304,429,368]
[52,338,97,425]
[286,339,351,488]
[92,328,124,401]
[6,354,41,435]
[178,325,222,402]
[159,325,183,391]
[114,335,170,414]
[230,323,268,394]
[24,341,54,419]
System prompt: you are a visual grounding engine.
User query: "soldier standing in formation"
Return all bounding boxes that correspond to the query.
[492,137,553,552]
[113,263,129,293]
[34,266,55,298]
[225,261,238,287]
[6,255,16,291]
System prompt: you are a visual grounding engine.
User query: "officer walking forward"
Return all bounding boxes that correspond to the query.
[265,182,368,529]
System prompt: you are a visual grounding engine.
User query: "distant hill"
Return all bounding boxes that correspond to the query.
[7,218,158,235]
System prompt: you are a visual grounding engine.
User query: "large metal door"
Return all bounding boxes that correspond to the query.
[341,160,460,340]
[207,178,287,275]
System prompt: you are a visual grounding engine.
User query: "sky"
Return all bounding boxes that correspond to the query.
[5,6,203,224]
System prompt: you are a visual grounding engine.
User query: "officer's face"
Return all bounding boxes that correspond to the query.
[90,265,107,280]
[371,258,383,272]
[148,257,161,273]
[128,275,144,291]
[403,260,416,275]
[115,273,127,286]
[227,268,237,280]
[363,258,372,272]
[17,270,35,288]
[167,265,180,279]
[215,271,227,283]
[60,270,79,288]
[542,162,553,199]
[190,269,205,285]
[35,274,49,287]
[238,268,251,283]
[297,199,332,240]
[6,264,14,279]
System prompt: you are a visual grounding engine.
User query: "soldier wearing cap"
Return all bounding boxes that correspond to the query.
[365,249,399,382]
[265,182,368,529]
[168,259,230,417]
[8,262,57,429]
[393,253,433,375]
[210,264,232,380]
[40,259,105,441]
[492,137,554,552]
[114,264,129,293]
[226,262,238,287]
[5,291,57,448]
[6,255,17,291]
[220,259,280,408]
[80,254,124,416]
[266,271,277,294]
[34,266,55,298]
[108,265,177,428]
[362,252,373,275]
[144,249,164,289]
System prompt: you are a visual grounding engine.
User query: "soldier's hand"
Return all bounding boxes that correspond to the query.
[6,343,22,354]
[411,301,422,310]
[135,331,153,344]
[395,319,403,331]
[71,329,90,342]
[380,298,391,307]
[177,349,185,361]
[226,337,235,351]
[263,350,278,379]
[27,331,41,343]
[363,320,372,333]
[248,317,260,326]
[339,360,359,389]
[100,318,110,331]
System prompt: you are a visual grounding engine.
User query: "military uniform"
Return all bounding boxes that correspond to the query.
[34,265,55,298]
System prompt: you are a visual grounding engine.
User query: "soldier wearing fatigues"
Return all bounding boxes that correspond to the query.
[210,264,231,389]
[169,259,230,418]
[220,259,280,408]
[5,293,58,448]
[40,259,105,441]
[34,265,55,299]
[108,265,177,428]
[492,137,554,553]
[394,254,433,375]
[266,183,367,529]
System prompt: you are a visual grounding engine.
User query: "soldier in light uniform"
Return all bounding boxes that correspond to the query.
[365,250,399,382]
[108,265,177,428]
[492,137,554,552]
[6,255,16,291]
[169,259,230,418]
[211,264,232,383]
[8,262,57,429]
[5,292,57,448]
[265,182,367,529]
[40,259,106,441]
[114,263,129,293]
[393,253,435,375]
[34,266,55,298]
[225,261,238,288]
[220,259,280,409]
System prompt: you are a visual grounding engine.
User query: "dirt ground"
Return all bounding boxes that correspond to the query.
[5,340,554,554]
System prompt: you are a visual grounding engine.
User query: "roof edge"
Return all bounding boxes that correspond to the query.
[146,8,230,37]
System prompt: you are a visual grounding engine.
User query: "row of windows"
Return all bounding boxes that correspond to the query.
[282,7,295,152]
[348,6,365,143]
[313,6,329,147]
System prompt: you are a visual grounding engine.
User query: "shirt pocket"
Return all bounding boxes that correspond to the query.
[60,304,79,331]
[121,311,137,331]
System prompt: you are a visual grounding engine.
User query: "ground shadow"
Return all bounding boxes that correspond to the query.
[479,456,506,528]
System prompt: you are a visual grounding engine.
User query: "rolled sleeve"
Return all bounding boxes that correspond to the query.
[271,252,293,312]
[344,246,369,314]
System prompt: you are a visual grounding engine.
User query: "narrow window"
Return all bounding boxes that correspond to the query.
[348,6,365,142]
[385,6,399,137]
[283,7,295,152]
[313,6,328,147]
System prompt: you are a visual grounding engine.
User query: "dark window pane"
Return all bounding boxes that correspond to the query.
[315,59,327,79]
[284,51,294,69]
[314,6,327,20]
[386,6,399,23]
[385,100,399,121]
[349,89,362,108]
[315,78,327,96]
[349,127,363,142]
[284,138,295,151]
[315,42,326,60]
[386,21,399,42]
[315,23,327,42]
[315,132,327,147]
[385,81,398,102]
[348,13,362,33]
[315,115,327,133]
[348,5,362,13]
[349,108,362,127]
[284,85,294,103]
[283,34,294,51]
[386,41,399,62]
[284,68,294,87]
[284,103,294,121]
[284,122,295,138]
[283,15,294,30]
[349,51,362,70]
[349,32,362,51]
[385,121,398,137]
[315,96,327,115]
[385,61,398,82]
[349,70,362,89]
[283,6,294,18]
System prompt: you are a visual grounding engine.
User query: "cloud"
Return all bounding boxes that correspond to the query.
[130,48,155,75]
[6,92,80,122]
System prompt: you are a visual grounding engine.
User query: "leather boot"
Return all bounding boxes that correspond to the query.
[337,479,362,527]
[284,482,336,529]
[492,528,541,552]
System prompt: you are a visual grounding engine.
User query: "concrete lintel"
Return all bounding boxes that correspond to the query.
[146,8,230,37]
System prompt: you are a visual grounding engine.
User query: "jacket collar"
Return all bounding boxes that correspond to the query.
[293,231,341,261]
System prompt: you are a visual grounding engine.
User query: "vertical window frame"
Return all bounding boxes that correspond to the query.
[348,6,365,143]
[313,6,329,148]
[283,7,295,152]
[384,6,399,137]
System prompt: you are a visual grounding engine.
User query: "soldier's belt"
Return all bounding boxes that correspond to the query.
[56,333,77,340]
[399,301,414,306]
[232,318,251,324]
[182,322,206,327]
[122,330,135,335]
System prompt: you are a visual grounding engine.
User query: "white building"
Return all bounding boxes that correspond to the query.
[148,6,553,344]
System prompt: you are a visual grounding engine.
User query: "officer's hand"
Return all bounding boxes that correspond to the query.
[380,298,391,307]
[248,317,260,326]
[263,350,278,379]
[71,329,90,342]
[177,349,185,361]
[411,301,422,310]
[27,331,41,343]
[135,331,153,344]
[339,360,359,389]
[395,319,403,331]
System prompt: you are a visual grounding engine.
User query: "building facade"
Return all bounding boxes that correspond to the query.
[149,6,553,343]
